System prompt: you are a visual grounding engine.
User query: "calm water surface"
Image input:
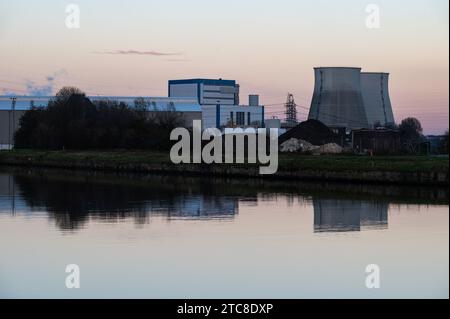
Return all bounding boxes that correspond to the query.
[0,167,448,298]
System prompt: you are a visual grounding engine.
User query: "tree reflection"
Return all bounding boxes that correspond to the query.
[0,167,447,232]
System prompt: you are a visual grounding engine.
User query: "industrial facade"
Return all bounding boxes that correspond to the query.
[201,104,264,129]
[0,78,265,148]
[308,67,395,130]
[0,72,398,149]
[168,79,240,105]
[169,78,264,129]
[352,129,401,154]
[0,96,203,147]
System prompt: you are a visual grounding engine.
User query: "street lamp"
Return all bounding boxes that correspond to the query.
[10,97,17,150]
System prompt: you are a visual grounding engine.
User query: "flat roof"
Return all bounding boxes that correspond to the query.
[0,96,202,112]
[361,72,390,75]
[314,67,362,70]
[169,78,236,86]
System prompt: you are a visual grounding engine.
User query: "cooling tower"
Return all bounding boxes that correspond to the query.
[361,72,395,127]
[308,67,369,130]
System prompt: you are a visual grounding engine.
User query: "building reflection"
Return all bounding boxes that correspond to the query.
[313,199,388,233]
[2,169,446,233]
[0,172,240,231]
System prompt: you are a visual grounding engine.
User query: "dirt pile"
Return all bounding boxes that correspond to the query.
[280,139,343,154]
[278,120,338,145]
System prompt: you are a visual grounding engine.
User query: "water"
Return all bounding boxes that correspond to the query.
[0,167,448,299]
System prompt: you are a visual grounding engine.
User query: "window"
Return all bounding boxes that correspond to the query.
[247,112,251,125]
[236,112,245,126]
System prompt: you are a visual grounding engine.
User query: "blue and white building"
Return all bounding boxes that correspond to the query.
[169,78,265,129]
[169,78,239,105]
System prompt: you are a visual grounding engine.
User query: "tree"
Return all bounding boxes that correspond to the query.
[14,88,181,151]
[444,130,449,154]
[55,87,85,103]
[134,97,149,112]
[398,117,423,154]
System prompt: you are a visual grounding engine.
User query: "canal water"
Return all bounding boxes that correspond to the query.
[0,167,448,298]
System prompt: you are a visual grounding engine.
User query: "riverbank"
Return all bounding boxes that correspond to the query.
[0,150,448,185]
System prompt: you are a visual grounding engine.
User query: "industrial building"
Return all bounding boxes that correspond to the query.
[0,96,203,149]
[0,78,265,149]
[169,78,264,129]
[201,95,264,129]
[352,128,401,154]
[308,67,395,131]
[169,78,240,105]
[90,96,203,128]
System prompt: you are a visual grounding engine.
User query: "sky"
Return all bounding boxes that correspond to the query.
[0,0,448,134]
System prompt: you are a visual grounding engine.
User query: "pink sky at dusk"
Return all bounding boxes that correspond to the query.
[0,0,448,134]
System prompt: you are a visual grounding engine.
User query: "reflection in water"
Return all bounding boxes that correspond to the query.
[0,172,241,230]
[313,199,388,233]
[0,167,447,233]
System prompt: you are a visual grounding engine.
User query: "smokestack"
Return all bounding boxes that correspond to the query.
[234,84,240,105]
[249,94,259,106]
[308,67,369,130]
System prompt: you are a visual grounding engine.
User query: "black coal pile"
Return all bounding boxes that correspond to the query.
[278,120,338,145]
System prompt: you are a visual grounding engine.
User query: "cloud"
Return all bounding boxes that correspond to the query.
[93,49,182,56]
[25,69,68,96]
[25,80,53,96]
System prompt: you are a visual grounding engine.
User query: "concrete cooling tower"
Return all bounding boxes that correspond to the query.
[361,72,395,127]
[308,67,369,130]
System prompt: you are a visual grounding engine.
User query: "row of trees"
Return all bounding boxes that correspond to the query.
[377,117,448,154]
[14,87,183,150]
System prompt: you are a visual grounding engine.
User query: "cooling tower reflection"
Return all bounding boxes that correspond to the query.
[313,199,388,233]
[0,167,447,233]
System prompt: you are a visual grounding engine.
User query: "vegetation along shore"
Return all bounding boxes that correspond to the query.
[0,150,448,186]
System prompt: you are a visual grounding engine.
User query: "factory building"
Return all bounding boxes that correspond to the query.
[352,128,401,154]
[202,102,264,129]
[169,78,265,129]
[308,67,396,131]
[89,96,203,128]
[0,78,265,148]
[0,95,203,149]
[169,78,240,105]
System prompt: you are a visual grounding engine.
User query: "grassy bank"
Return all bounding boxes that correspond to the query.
[0,150,448,185]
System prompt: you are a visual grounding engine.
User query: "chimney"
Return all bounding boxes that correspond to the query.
[249,94,259,106]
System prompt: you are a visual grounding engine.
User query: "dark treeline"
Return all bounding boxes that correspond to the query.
[14,87,183,150]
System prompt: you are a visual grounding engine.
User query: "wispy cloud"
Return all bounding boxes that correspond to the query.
[93,49,182,56]
[25,70,68,96]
